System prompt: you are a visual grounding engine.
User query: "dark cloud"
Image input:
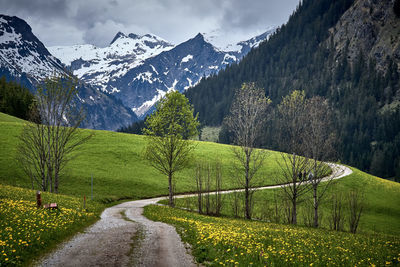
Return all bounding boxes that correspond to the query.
[1,0,70,18]
[0,0,299,47]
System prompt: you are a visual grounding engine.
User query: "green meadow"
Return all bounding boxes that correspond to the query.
[144,205,400,266]
[168,167,400,236]
[0,112,282,203]
[1,111,399,265]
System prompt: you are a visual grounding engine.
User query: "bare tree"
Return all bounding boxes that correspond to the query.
[213,161,223,216]
[195,162,204,214]
[302,96,338,227]
[276,90,310,224]
[17,75,92,193]
[329,192,345,231]
[17,106,47,190]
[348,190,364,233]
[204,163,211,214]
[194,160,223,216]
[277,152,310,224]
[277,90,307,155]
[230,191,241,218]
[226,82,270,219]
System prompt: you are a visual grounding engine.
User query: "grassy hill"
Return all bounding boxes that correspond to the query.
[0,112,282,203]
[1,112,399,265]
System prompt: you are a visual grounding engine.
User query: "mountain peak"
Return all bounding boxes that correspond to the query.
[110,31,172,47]
[0,14,63,81]
[128,33,140,39]
[194,32,205,41]
[110,31,128,45]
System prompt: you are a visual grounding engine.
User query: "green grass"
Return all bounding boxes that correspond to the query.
[170,167,400,236]
[144,205,400,266]
[0,183,103,265]
[2,112,400,265]
[0,112,282,203]
[0,112,25,123]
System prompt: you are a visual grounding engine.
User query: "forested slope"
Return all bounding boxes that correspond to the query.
[186,0,400,180]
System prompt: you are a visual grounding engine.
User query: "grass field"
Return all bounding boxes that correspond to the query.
[144,205,400,266]
[169,167,400,236]
[0,112,282,203]
[0,183,102,265]
[1,112,400,265]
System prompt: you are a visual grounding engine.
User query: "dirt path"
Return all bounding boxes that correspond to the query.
[37,197,197,267]
[36,163,351,267]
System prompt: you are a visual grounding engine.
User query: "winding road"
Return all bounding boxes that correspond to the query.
[36,163,352,267]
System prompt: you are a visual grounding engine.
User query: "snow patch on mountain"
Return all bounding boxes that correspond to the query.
[181,54,193,63]
[203,27,276,52]
[49,32,174,93]
[132,88,166,117]
[46,27,276,119]
[50,33,173,66]
[0,15,64,81]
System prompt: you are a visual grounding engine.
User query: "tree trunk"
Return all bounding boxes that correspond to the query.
[313,184,318,227]
[245,152,251,219]
[55,171,59,194]
[196,166,203,214]
[168,172,174,207]
[245,187,250,219]
[292,197,297,224]
[291,153,297,224]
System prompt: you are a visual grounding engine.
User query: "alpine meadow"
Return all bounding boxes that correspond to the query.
[0,0,399,266]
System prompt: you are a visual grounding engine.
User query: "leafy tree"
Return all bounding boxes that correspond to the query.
[17,75,92,193]
[143,91,199,206]
[225,83,270,219]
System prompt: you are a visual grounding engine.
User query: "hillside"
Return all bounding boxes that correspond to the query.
[185,0,400,181]
[1,111,400,265]
[0,112,282,202]
[2,111,399,231]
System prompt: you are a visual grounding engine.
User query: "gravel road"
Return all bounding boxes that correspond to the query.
[36,163,351,267]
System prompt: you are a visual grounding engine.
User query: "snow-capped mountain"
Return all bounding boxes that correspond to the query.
[49,32,174,93]
[203,27,276,54]
[51,28,275,118]
[0,15,137,130]
[0,15,64,88]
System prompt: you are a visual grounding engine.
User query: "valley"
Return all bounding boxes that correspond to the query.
[1,0,400,265]
[1,112,399,266]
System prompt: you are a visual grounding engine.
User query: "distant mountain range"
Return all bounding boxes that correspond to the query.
[49,29,275,118]
[0,13,274,128]
[0,14,138,130]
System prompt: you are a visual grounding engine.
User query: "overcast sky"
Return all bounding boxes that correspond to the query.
[0,0,299,47]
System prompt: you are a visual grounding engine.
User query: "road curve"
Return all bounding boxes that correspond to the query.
[36,163,352,267]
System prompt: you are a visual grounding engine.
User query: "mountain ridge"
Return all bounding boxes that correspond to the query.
[0,14,138,130]
[49,28,275,118]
